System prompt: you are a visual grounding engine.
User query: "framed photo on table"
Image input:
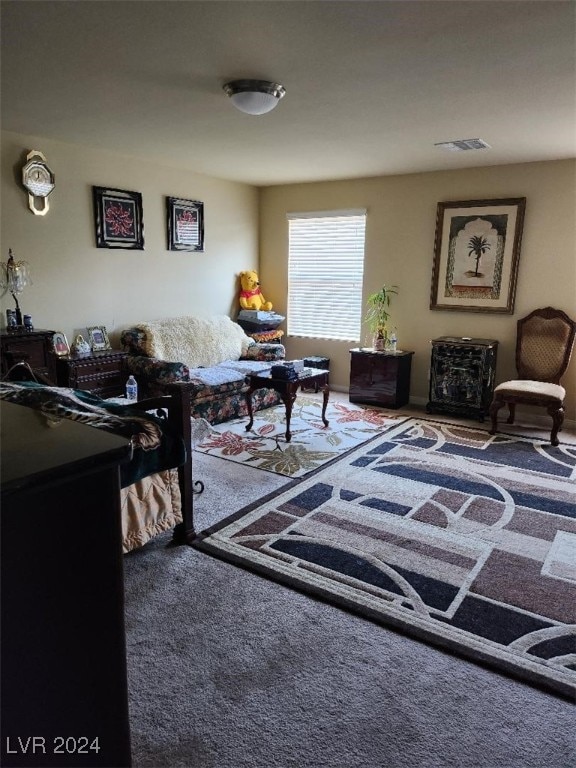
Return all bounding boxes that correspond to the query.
[430,197,526,314]
[93,186,144,250]
[166,197,204,252]
[87,325,111,352]
[52,331,70,357]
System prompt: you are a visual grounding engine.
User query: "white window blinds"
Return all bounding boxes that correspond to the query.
[287,210,366,341]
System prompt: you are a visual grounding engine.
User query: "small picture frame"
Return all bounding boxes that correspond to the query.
[87,325,111,351]
[52,331,70,357]
[93,186,145,250]
[166,197,204,252]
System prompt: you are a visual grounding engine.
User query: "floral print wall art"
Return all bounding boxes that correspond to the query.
[92,186,145,250]
[166,197,204,252]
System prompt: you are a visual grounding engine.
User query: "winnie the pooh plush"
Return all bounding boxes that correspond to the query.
[239,270,273,311]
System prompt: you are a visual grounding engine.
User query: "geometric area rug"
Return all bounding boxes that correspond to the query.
[194,395,407,478]
[195,418,576,699]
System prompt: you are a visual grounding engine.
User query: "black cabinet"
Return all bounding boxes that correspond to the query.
[426,336,498,422]
[349,348,414,409]
[1,402,132,767]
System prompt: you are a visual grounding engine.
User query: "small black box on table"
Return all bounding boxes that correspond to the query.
[303,356,330,370]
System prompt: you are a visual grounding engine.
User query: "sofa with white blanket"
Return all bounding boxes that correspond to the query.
[120,315,285,424]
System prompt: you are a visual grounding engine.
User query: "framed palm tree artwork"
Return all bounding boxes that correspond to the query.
[430,197,526,313]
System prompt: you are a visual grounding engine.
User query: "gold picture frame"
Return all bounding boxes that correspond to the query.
[430,197,526,314]
[87,325,111,351]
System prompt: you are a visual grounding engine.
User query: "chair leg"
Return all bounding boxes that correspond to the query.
[506,403,516,425]
[488,398,504,435]
[548,405,564,447]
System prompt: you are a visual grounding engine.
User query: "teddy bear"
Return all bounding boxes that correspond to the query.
[239,270,273,311]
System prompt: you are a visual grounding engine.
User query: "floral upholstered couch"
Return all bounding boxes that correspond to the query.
[120,315,285,425]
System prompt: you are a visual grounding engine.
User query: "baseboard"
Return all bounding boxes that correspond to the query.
[331,387,576,431]
[411,397,575,430]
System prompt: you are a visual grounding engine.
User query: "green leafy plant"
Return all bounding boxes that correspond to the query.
[365,284,398,343]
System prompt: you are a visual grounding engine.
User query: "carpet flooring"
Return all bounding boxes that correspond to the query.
[196,417,576,698]
[194,395,406,477]
[123,413,576,768]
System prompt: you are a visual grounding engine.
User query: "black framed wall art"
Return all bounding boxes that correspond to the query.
[92,186,145,250]
[166,197,204,252]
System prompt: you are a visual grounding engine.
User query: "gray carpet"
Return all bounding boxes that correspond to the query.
[123,450,575,768]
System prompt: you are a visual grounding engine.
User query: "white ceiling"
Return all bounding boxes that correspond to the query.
[2,0,575,186]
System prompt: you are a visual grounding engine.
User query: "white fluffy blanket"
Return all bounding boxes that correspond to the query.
[136,315,253,369]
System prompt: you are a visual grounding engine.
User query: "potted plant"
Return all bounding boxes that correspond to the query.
[365,284,398,351]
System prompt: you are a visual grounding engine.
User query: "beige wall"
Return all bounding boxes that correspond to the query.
[260,159,576,420]
[1,131,259,347]
[2,133,575,422]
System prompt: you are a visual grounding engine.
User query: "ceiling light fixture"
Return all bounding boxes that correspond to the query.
[223,79,286,116]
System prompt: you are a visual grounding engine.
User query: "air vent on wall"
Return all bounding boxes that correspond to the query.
[434,138,491,151]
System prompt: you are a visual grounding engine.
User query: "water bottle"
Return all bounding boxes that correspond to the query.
[390,332,398,353]
[126,375,138,401]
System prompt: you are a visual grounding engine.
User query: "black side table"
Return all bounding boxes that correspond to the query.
[246,368,330,442]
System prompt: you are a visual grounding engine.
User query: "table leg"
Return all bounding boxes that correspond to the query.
[282,387,298,442]
[245,383,256,432]
[321,378,330,427]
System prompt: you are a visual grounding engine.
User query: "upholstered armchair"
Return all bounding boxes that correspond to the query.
[489,307,576,446]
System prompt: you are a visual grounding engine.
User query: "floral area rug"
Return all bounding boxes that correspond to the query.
[196,418,576,698]
[193,396,407,478]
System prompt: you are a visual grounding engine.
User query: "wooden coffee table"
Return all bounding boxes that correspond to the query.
[246,367,330,442]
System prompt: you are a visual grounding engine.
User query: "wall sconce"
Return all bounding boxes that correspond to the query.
[1,249,32,327]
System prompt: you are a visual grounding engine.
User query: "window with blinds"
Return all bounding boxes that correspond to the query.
[287,210,366,341]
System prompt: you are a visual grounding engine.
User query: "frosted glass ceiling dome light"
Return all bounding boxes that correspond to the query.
[223,79,286,115]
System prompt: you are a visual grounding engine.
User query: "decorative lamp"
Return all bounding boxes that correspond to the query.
[223,79,286,115]
[1,249,32,327]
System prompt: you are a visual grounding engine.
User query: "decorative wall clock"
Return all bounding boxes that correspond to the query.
[22,149,55,216]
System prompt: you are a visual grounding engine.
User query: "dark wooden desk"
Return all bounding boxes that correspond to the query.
[246,367,329,442]
[1,402,133,767]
